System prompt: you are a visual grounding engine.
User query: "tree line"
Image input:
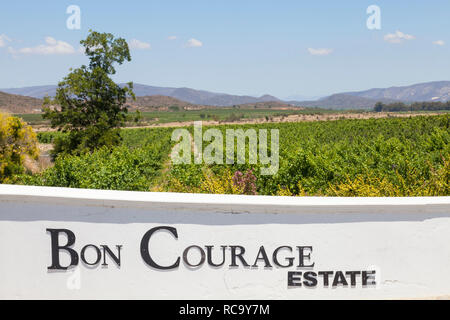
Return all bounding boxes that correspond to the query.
[374,101,450,112]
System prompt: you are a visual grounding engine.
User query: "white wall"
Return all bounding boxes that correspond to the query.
[0,185,449,300]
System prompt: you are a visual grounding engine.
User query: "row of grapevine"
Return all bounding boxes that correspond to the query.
[16,115,449,196]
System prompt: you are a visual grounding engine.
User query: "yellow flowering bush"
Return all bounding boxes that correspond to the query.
[0,113,39,183]
[327,158,449,197]
[153,168,246,195]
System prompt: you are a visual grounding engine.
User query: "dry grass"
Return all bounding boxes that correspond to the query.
[23,143,53,174]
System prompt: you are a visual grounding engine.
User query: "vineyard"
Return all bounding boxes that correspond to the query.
[12,114,448,196]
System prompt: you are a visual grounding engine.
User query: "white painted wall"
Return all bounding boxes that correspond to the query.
[0,185,449,300]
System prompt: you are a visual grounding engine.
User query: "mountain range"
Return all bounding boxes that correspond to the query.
[290,81,450,110]
[344,81,450,102]
[1,80,449,113]
[0,84,281,107]
[288,94,398,110]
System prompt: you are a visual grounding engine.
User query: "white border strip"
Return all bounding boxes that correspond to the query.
[1,184,449,215]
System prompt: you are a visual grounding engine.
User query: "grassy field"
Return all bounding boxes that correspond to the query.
[17,107,363,126]
[134,108,347,124]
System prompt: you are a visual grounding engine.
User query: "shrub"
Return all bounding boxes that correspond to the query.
[157,168,257,195]
[233,170,258,195]
[0,113,39,183]
[327,157,449,196]
[25,146,163,191]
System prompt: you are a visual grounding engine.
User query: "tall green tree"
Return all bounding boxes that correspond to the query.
[374,102,384,112]
[43,30,135,155]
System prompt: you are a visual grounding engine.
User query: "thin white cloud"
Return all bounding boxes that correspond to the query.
[9,37,76,55]
[384,30,415,44]
[129,39,151,50]
[168,36,177,40]
[186,38,203,48]
[307,48,333,56]
[0,34,12,47]
[433,40,445,46]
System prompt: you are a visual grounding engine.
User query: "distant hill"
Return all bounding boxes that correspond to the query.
[289,94,397,110]
[0,85,57,99]
[344,81,450,102]
[0,92,287,114]
[1,83,281,107]
[0,91,43,114]
[129,95,293,111]
[121,84,281,106]
[2,80,449,111]
[289,81,450,110]
[128,95,201,110]
[132,85,279,106]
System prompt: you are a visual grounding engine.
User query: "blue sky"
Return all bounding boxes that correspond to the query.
[0,0,449,99]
